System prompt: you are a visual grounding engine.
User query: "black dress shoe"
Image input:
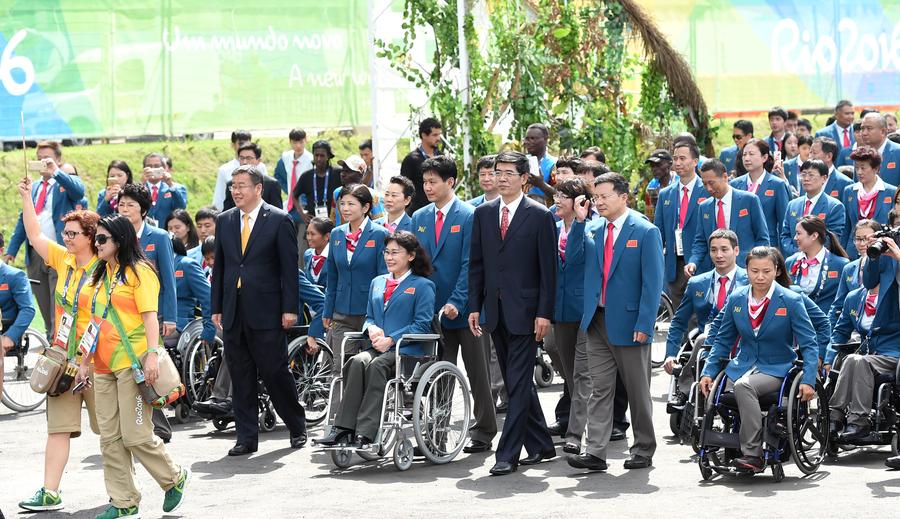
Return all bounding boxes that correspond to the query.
[228,443,258,456]
[207,400,233,415]
[840,423,871,442]
[563,443,580,454]
[316,428,354,446]
[610,428,627,441]
[354,435,373,449]
[290,432,308,449]
[463,440,492,453]
[567,453,607,471]
[623,454,652,469]
[495,402,509,414]
[520,449,556,465]
[885,455,900,469]
[828,420,844,437]
[489,461,517,475]
[547,421,567,437]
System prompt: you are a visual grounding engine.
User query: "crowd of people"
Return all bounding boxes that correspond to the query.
[3,102,900,516]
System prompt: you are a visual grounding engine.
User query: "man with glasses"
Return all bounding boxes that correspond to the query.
[719,120,754,176]
[223,143,282,211]
[779,159,846,257]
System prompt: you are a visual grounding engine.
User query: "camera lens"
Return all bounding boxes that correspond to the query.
[868,240,887,259]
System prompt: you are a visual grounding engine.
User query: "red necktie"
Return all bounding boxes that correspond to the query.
[500,207,509,240]
[749,297,770,329]
[864,292,877,317]
[803,199,812,216]
[34,180,49,214]
[287,159,299,212]
[858,190,878,219]
[678,187,689,229]
[716,200,726,229]
[843,128,851,148]
[716,275,728,310]
[602,222,615,305]
[151,184,159,204]
[346,229,362,253]
[383,278,400,304]
[311,255,326,276]
[435,211,444,245]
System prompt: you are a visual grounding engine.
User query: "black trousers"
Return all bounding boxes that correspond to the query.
[491,302,554,464]
[224,295,306,446]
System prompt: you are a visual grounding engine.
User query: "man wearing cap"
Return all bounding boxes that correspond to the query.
[644,149,675,221]
[333,155,385,226]
[654,142,709,312]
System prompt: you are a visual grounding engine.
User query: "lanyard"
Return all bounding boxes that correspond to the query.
[707,273,738,323]
[313,168,330,207]
[61,264,94,318]
[91,269,122,321]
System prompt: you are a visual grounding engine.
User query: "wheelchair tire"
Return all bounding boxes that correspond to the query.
[669,411,682,436]
[182,338,223,406]
[786,376,827,475]
[287,337,333,426]
[173,402,191,424]
[892,433,900,457]
[1,328,49,412]
[212,417,230,431]
[260,409,277,433]
[771,463,785,483]
[331,448,354,469]
[534,357,553,388]
[412,361,472,465]
[699,461,713,481]
[393,437,414,471]
[652,294,675,368]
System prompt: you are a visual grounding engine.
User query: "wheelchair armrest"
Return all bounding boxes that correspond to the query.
[792,359,804,367]
[833,342,861,354]
[398,334,441,342]
[343,332,367,340]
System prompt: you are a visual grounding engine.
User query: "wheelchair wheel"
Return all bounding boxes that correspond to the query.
[771,463,785,483]
[331,448,354,469]
[786,376,828,475]
[652,294,675,368]
[393,437,414,471]
[172,402,191,424]
[359,384,399,462]
[212,417,230,431]
[182,338,222,405]
[698,372,738,476]
[288,338,334,426]
[669,411,682,436]
[1,328,49,412]
[259,407,277,433]
[412,361,472,464]
[534,355,553,388]
[892,433,900,456]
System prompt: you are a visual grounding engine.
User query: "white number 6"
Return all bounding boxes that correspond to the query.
[1,29,35,96]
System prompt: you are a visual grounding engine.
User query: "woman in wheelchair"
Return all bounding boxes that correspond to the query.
[318,231,436,447]
[0,231,37,356]
[699,246,819,473]
[165,236,215,353]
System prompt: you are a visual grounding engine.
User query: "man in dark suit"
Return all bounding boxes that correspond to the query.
[468,150,557,475]
[211,165,307,456]
[224,143,283,210]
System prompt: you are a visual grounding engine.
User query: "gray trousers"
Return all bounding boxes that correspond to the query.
[210,350,233,401]
[295,219,309,262]
[484,334,507,405]
[442,326,497,443]
[555,322,590,444]
[28,248,57,339]
[334,349,395,440]
[674,334,705,396]
[584,309,656,459]
[328,313,367,371]
[830,354,898,426]
[730,372,783,457]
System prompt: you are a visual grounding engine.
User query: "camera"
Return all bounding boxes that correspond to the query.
[866,226,900,259]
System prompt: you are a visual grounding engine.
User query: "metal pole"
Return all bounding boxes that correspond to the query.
[369,0,381,189]
[457,0,472,175]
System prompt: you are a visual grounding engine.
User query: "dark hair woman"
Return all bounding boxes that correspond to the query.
[97,160,134,217]
[164,209,200,250]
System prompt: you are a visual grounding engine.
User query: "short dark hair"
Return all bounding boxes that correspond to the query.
[36,141,62,159]
[555,155,582,171]
[107,160,134,185]
[800,159,828,177]
[308,217,335,236]
[231,164,264,186]
[797,134,814,147]
[494,150,529,175]
[526,123,549,138]
[699,158,727,177]
[421,155,457,181]
[289,128,307,142]
[580,146,607,163]
[385,231,433,277]
[418,117,442,138]
[195,206,219,223]
[768,106,789,121]
[746,247,791,288]
[340,183,374,217]
[201,236,216,257]
[556,177,588,199]
[593,172,629,195]
[142,152,166,167]
[673,141,700,160]
[170,234,187,256]
[118,183,152,218]
[814,136,838,162]
[889,132,900,145]
[835,100,853,112]
[708,228,738,248]
[798,118,813,132]
[311,140,334,159]
[476,154,496,171]
[359,139,372,151]
[231,130,251,144]
[787,111,799,121]
[733,119,754,135]
[850,146,882,170]
[237,142,262,159]
[576,160,611,178]
[388,175,415,199]
[672,132,698,148]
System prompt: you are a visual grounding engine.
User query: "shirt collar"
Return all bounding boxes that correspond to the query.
[678,174,698,189]
[715,265,738,283]
[241,200,265,221]
[147,181,162,189]
[387,213,406,226]
[718,186,733,206]
[805,189,823,207]
[608,210,629,230]
[435,196,456,216]
[499,193,524,214]
[808,246,827,263]
[315,243,330,258]
[137,221,146,238]
[390,269,412,283]
[751,282,777,304]
[854,177,886,194]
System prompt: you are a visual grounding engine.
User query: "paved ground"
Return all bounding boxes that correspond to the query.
[3,345,900,518]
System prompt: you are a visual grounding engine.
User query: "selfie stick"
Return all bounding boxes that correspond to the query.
[21,111,27,177]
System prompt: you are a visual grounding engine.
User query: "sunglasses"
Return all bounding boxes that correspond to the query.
[94,234,112,245]
[732,134,744,140]
[62,230,88,240]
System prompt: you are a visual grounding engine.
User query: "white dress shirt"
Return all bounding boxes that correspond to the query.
[436,196,456,225]
[345,217,370,263]
[748,282,777,335]
[35,177,56,240]
[499,193,524,228]
[676,175,699,224]
[803,189,823,214]
[310,243,330,283]
[240,200,264,235]
[798,247,827,294]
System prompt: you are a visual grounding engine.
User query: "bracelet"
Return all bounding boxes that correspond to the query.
[147,348,158,354]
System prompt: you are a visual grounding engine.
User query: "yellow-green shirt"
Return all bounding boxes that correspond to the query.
[45,242,98,357]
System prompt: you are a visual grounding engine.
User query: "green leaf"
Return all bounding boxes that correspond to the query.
[552,27,571,39]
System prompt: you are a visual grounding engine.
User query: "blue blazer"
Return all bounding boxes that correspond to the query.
[816,122,855,166]
[468,194,487,207]
[145,182,187,224]
[829,258,864,324]
[411,199,473,329]
[375,213,412,233]
[554,220,586,323]
[730,173,791,248]
[689,189,769,271]
[785,251,849,328]
[173,254,215,341]
[363,274,436,355]
[701,284,819,386]
[303,248,329,291]
[8,170,86,265]
[96,189,116,217]
[139,223,177,324]
[654,178,710,283]
[572,209,664,345]
[779,194,846,257]
[815,169,855,200]
[842,182,897,259]
[878,140,900,186]
[297,270,326,339]
[665,267,747,358]
[719,145,738,173]
[324,219,389,318]
[0,263,36,343]
[828,285,900,365]
[783,157,801,195]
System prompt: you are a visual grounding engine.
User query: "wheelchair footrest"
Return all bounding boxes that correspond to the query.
[841,432,891,446]
[702,430,741,450]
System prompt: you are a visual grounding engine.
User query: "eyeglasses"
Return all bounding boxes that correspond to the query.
[230,183,254,191]
[383,249,405,257]
[732,134,744,140]
[491,170,523,179]
[591,193,622,203]
[552,194,572,202]
[854,236,873,243]
[94,234,111,245]
[62,230,88,240]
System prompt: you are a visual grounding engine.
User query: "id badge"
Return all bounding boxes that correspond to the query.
[78,320,101,356]
[674,228,684,257]
[315,204,328,219]
[54,313,74,350]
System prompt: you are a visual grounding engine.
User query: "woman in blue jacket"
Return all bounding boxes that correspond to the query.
[699,246,818,473]
[318,231,435,446]
[163,237,215,354]
[323,184,388,362]
[303,217,334,291]
[785,215,849,326]
[96,160,134,217]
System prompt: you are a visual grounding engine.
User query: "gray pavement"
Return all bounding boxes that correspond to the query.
[3,347,900,518]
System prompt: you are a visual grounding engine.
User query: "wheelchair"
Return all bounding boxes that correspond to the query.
[825,342,900,457]
[162,319,224,423]
[1,325,50,412]
[318,330,472,471]
[697,360,828,482]
[534,343,554,388]
[652,293,676,368]
[665,327,704,449]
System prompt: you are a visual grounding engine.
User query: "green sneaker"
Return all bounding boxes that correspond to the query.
[94,505,140,519]
[162,467,191,513]
[19,487,63,511]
